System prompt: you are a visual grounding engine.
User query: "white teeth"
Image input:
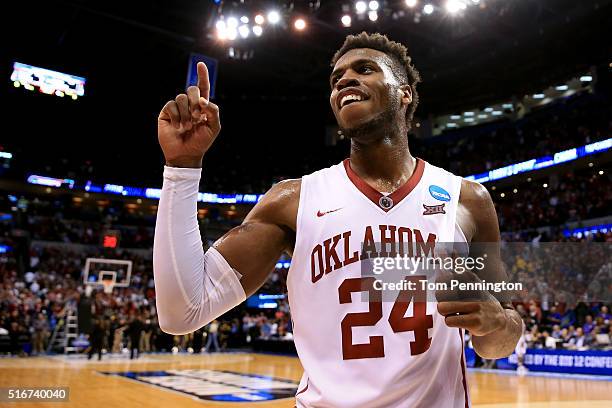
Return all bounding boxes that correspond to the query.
[340,93,363,107]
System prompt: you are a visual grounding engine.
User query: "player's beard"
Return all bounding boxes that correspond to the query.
[339,90,402,142]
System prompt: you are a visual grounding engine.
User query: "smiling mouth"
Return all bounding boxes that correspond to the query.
[339,94,368,109]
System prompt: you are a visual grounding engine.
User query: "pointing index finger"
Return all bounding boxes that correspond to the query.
[196,62,210,101]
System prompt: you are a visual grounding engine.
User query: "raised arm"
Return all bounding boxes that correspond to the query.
[153,62,298,334]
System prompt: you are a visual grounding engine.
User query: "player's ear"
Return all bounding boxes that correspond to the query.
[399,85,412,106]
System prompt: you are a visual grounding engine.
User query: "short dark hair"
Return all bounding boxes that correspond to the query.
[331,32,421,130]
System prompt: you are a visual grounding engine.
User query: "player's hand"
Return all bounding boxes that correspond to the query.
[435,270,507,337]
[158,62,220,168]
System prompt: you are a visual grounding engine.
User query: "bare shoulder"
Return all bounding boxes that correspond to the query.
[459,178,492,207]
[244,178,301,231]
[458,178,499,242]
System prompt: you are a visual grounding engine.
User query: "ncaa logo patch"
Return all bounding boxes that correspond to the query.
[101,369,298,402]
[428,185,451,202]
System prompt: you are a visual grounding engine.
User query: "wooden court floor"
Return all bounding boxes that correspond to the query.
[0,352,610,407]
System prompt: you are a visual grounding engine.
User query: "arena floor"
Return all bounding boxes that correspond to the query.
[0,353,610,407]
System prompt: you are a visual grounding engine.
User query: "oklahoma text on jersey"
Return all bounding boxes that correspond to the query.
[310,225,437,284]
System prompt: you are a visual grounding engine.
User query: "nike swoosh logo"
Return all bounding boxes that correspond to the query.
[317,208,342,217]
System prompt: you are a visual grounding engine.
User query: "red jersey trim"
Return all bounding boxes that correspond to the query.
[459,329,470,408]
[295,377,309,397]
[342,158,425,212]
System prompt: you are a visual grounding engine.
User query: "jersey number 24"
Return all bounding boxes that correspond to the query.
[338,275,433,360]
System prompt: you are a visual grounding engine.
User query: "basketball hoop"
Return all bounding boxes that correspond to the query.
[83,258,131,296]
[99,271,117,294]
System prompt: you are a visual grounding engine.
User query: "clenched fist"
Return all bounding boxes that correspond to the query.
[158,62,220,168]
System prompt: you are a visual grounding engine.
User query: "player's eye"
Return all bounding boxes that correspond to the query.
[360,65,374,74]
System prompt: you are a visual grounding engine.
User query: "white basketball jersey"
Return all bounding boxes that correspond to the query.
[287,158,470,408]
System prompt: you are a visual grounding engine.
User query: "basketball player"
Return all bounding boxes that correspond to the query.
[153,33,522,407]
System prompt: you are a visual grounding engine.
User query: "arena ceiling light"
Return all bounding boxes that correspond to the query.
[238,24,250,38]
[252,25,263,36]
[580,75,593,82]
[294,18,306,30]
[369,1,379,11]
[254,14,265,25]
[368,10,378,21]
[446,0,466,14]
[240,16,249,24]
[341,15,352,27]
[405,0,418,7]
[227,17,239,29]
[555,85,569,91]
[423,4,434,14]
[267,10,281,24]
[227,27,238,40]
[356,1,367,14]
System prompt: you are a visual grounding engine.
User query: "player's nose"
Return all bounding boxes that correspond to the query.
[335,75,361,92]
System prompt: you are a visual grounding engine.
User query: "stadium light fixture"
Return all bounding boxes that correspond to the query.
[464,118,474,123]
[268,10,281,24]
[254,14,265,25]
[368,10,378,21]
[216,21,228,40]
[369,1,380,11]
[423,4,434,14]
[555,85,568,91]
[294,18,306,30]
[579,75,593,82]
[227,27,238,40]
[356,1,367,14]
[450,115,461,120]
[240,16,249,24]
[227,17,239,28]
[238,24,250,38]
[484,107,493,112]
[446,0,466,14]
[492,110,502,116]
[405,0,418,8]
[341,15,352,27]
[463,111,474,116]
[253,25,263,36]
[533,93,545,99]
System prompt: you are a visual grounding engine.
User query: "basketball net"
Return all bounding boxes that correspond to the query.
[101,279,114,294]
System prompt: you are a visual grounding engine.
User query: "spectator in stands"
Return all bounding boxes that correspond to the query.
[569,327,587,348]
[583,315,596,335]
[205,320,220,352]
[546,306,562,327]
[32,313,49,355]
[597,305,611,323]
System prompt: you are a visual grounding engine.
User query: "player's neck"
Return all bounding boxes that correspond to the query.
[348,135,416,193]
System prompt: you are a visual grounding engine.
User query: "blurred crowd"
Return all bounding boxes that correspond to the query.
[0,243,294,357]
[516,302,611,350]
[414,93,610,177]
